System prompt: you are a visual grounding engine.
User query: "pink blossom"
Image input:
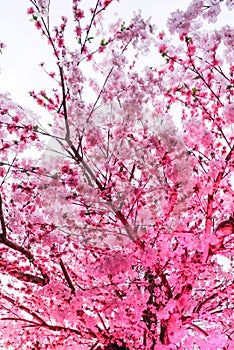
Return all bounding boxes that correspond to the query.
[36,98,44,106]
[111,53,127,67]
[37,0,49,16]
[184,0,203,20]
[27,7,34,14]
[75,26,82,36]
[98,45,106,53]
[0,167,5,177]
[167,9,189,35]
[35,20,42,30]
[103,0,112,7]
[87,54,93,61]
[202,2,221,23]
[58,37,64,48]
[223,103,234,123]
[226,0,234,10]
[74,8,84,19]
[220,25,234,48]
[207,0,221,4]
[86,127,102,147]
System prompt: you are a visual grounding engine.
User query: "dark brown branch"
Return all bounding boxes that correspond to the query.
[160,319,169,345]
[59,258,76,294]
[0,193,7,241]
[8,270,47,286]
[0,237,49,285]
[187,322,209,337]
[114,209,145,250]
[0,317,41,326]
[156,267,173,300]
[58,65,70,141]
[89,341,100,350]
[129,163,136,182]
[193,292,218,314]
[0,315,85,337]
[0,258,46,286]
[0,236,34,260]
[96,311,109,334]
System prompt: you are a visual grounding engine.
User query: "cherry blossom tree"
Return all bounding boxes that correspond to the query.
[0,0,234,349]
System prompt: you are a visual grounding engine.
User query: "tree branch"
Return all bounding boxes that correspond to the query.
[186,322,209,337]
[0,235,34,260]
[59,258,76,294]
[8,270,47,286]
[0,193,7,241]
[0,236,49,285]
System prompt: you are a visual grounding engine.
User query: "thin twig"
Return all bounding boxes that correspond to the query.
[81,0,101,54]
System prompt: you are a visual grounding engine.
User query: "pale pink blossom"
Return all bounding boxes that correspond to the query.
[37,0,49,16]
[202,2,221,22]
[220,25,234,48]
[184,0,204,20]
[111,53,128,67]
[223,103,234,123]
[226,0,234,10]
[167,9,189,35]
